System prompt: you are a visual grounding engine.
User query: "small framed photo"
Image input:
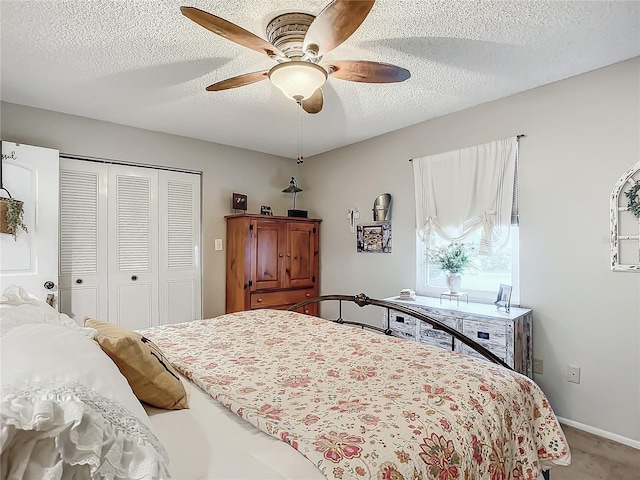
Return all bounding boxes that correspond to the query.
[260,205,273,216]
[232,193,247,211]
[495,284,512,313]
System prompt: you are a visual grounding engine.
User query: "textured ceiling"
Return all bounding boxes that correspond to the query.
[1,1,639,159]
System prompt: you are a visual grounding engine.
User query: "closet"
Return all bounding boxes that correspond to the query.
[59,158,201,329]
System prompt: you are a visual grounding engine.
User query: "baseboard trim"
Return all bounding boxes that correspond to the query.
[557,416,640,450]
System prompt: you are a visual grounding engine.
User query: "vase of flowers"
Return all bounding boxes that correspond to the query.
[428,242,471,294]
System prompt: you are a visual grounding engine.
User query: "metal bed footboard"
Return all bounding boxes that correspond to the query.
[288,293,552,479]
[288,292,512,371]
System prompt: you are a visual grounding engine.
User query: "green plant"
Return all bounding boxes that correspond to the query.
[624,183,640,219]
[428,242,471,274]
[1,198,28,241]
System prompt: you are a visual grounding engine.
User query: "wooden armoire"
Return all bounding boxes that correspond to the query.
[225,214,320,316]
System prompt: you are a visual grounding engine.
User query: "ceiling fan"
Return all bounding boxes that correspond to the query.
[180,0,411,114]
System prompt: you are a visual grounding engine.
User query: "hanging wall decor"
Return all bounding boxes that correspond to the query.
[357,221,391,253]
[1,148,28,241]
[610,162,640,271]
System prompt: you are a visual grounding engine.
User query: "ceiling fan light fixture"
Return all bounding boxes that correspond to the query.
[268,61,327,101]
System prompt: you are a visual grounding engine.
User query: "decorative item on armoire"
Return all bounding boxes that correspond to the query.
[232,193,247,213]
[260,205,273,215]
[610,162,640,271]
[282,177,307,218]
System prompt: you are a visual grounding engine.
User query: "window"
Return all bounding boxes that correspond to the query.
[416,225,519,304]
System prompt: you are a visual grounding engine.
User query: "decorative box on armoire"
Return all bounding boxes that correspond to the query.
[225,214,321,316]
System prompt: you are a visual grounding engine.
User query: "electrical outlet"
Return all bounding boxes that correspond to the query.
[533,358,543,375]
[567,366,581,384]
[214,238,223,251]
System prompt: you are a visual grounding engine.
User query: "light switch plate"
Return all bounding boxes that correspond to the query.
[215,238,223,251]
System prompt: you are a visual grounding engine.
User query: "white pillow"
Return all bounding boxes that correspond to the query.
[1,284,97,337]
[1,323,170,479]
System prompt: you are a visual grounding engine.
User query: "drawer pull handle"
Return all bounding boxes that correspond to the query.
[306,293,310,297]
[396,316,405,323]
[257,298,263,303]
[477,332,490,340]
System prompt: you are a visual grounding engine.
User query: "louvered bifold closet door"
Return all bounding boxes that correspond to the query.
[108,165,159,329]
[59,159,108,322]
[158,170,201,324]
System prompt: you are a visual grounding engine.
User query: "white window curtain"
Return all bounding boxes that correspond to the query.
[413,137,518,254]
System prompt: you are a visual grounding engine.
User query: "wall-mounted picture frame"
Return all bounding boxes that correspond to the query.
[260,205,273,216]
[357,221,391,253]
[495,284,512,313]
[232,193,247,212]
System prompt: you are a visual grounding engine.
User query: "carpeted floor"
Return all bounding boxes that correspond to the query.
[551,424,640,480]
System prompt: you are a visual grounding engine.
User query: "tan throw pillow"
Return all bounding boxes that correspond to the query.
[85,318,188,410]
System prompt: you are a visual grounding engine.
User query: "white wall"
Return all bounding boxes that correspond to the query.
[303,58,640,445]
[0,102,297,319]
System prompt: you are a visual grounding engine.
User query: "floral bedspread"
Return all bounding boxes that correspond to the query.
[141,310,570,480]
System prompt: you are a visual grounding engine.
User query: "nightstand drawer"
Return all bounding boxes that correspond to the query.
[418,314,457,350]
[460,317,507,360]
[388,311,417,338]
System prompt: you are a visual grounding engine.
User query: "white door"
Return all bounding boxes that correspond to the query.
[158,170,202,324]
[58,159,108,322]
[108,164,159,329]
[0,142,59,303]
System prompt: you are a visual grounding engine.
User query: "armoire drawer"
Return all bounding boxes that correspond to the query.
[251,289,315,309]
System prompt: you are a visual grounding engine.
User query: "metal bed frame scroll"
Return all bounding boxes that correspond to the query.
[288,293,511,369]
[289,293,552,480]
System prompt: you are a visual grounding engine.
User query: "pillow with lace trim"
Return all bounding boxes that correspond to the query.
[85,318,189,410]
[1,322,169,479]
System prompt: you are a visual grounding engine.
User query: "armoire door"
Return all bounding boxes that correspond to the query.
[286,222,317,289]
[0,142,59,302]
[251,219,285,291]
[108,164,159,330]
[59,159,108,322]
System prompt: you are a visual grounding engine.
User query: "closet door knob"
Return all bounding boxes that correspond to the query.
[76,278,83,285]
[286,253,291,257]
[279,253,284,257]
[131,275,138,281]
[44,281,55,290]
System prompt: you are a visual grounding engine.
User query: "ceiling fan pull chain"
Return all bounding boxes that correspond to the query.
[297,104,304,164]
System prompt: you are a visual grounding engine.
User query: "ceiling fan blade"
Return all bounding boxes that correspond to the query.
[324,60,411,83]
[303,0,375,57]
[181,7,285,59]
[301,89,324,114]
[206,70,270,91]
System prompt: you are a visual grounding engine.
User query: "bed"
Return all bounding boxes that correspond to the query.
[1,288,570,480]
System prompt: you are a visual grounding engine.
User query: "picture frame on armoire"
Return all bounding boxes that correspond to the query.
[232,193,247,212]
